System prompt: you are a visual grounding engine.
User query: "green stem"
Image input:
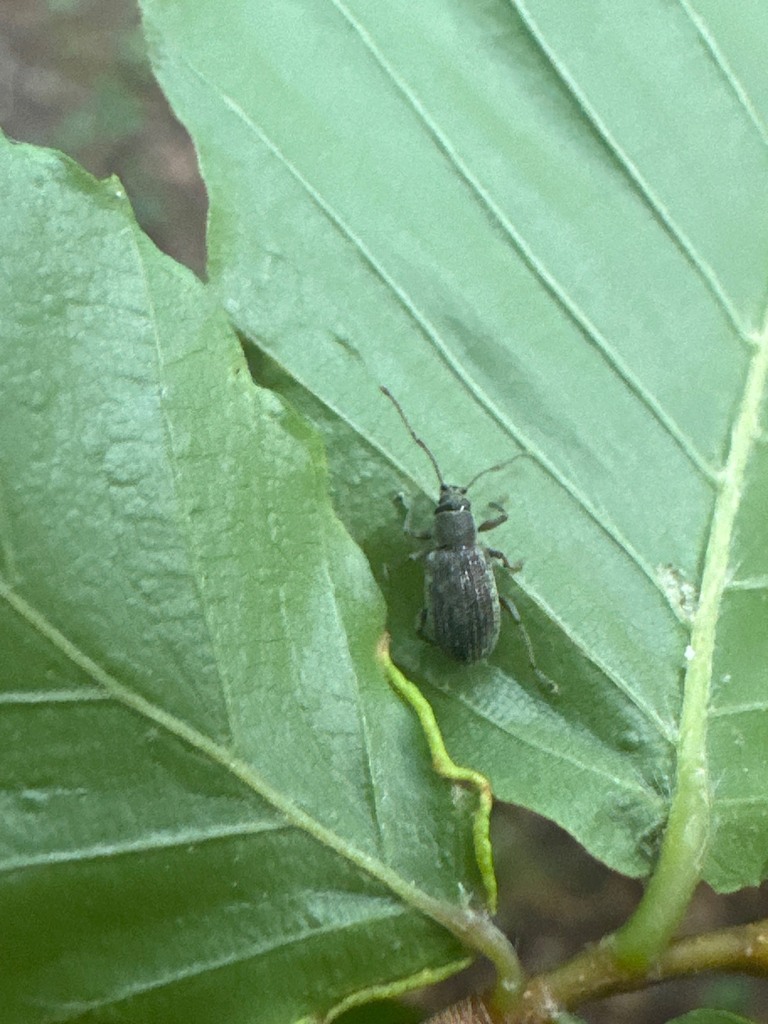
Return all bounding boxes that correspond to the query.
[611,738,709,968]
[500,918,768,1023]
[614,327,768,968]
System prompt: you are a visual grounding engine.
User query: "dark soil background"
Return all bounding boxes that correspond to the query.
[1,0,207,274]
[2,2,767,1022]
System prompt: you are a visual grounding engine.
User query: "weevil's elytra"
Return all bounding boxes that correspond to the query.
[381,386,547,680]
[420,542,501,662]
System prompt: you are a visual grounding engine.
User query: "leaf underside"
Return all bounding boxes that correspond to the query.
[142,0,768,891]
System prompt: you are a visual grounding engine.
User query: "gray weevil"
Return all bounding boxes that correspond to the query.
[382,386,548,681]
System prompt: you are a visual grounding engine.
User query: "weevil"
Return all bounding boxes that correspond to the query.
[382,386,548,681]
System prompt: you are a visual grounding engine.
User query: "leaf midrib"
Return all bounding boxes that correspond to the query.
[678,327,768,824]
[615,322,768,959]
[0,577,506,962]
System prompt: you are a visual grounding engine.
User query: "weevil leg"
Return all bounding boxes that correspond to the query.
[478,501,508,533]
[407,525,434,541]
[487,548,523,574]
[415,607,431,642]
[499,594,558,693]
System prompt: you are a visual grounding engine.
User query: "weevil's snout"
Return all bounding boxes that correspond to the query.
[436,484,471,514]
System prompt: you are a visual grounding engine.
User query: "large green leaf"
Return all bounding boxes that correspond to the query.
[141,0,768,891]
[0,137,506,1022]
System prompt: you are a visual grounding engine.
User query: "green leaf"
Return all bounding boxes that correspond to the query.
[0,137,509,1022]
[141,0,768,896]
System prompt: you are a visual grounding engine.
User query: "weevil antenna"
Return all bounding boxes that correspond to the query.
[380,386,445,487]
[464,452,534,492]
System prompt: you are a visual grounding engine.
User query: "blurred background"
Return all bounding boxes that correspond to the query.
[1,0,207,275]
[2,2,767,1021]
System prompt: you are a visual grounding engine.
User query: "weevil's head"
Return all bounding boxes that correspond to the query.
[436,483,471,514]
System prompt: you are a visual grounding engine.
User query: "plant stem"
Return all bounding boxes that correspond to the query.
[610,725,710,968]
[427,919,768,1021]
[499,918,768,1022]
[613,327,768,968]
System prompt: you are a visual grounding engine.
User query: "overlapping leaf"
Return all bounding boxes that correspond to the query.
[141,0,768,888]
[0,138,493,1023]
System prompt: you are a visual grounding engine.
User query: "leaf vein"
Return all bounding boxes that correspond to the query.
[180,57,694,621]
[0,821,292,874]
[35,903,409,1022]
[509,0,748,337]
[0,577,496,955]
[328,0,718,483]
[446,686,664,806]
[679,0,768,147]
